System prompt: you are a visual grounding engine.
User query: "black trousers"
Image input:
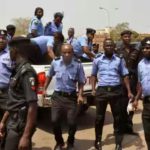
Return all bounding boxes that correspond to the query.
[121,76,137,133]
[142,99,150,150]
[95,86,123,145]
[51,92,78,145]
[1,111,34,150]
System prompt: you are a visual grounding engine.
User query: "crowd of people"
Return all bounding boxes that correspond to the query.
[0,6,150,150]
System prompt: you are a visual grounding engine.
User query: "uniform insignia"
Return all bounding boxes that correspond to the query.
[29,77,36,91]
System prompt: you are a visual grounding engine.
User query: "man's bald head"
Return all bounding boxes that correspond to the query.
[61,43,74,64]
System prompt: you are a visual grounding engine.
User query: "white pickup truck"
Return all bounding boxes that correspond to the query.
[32,60,95,113]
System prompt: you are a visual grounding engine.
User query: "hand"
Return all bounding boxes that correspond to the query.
[132,99,139,110]
[91,90,96,96]
[0,122,5,140]
[128,92,134,100]
[77,95,84,104]
[42,90,47,98]
[18,135,30,150]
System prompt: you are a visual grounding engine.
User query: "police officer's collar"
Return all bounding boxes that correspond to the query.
[102,53,116,59]
[60,57,74,67]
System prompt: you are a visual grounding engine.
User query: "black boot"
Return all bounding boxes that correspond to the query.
[115,144,122,150]
[94,141,102,150]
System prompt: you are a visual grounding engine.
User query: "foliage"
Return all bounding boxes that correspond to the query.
[12,17,30,36]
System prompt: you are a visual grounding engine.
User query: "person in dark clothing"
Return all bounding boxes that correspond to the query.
[0,37,38,150]
[115,30,140,135]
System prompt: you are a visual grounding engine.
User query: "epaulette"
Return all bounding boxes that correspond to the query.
[95,52,103,58]
[54,57,60,61]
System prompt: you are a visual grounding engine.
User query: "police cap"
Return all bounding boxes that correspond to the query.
[86,28,96,35]
[120,30,132,36]
[141,37,150,47]
[0,30,7,36]
[6,24,16,30]
[54,12,64,19]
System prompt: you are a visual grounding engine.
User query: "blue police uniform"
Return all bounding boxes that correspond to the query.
[45,20,63,36]
[0,47,12,89]
[92,53,128,86]
[138,58,150,149]
[72,35,89,57]
[66,37,77,45]
[28,16,44,36]
[31,36,54,55]
[48,57,85,92]
[138,58,150,97]
[0,47,12,120]
[92,53,129,148]
[47,57,86,147]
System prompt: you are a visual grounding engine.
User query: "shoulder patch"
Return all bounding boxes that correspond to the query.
[95,52,103,58]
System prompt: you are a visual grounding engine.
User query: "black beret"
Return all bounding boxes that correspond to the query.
[0,30,7,36]
[120,30,132,36]
[54,12,64,19]
[86,28,96,34]
[141,37,150,47]
[6,24,16,30]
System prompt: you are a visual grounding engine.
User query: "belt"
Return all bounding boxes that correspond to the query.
[98,85,121,92]
[0,88,8,94]
[54,91,77,97]
[144,96,150,104]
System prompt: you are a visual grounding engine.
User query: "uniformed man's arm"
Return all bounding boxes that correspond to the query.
[91,59,98,96]
[82,46,95,60]
[31,29,38,37]
[47,46,55,59]
[0,111,9,139]
[19,102,37,150]
[133,82,142,109]
[77,63,86,104]
[43,61,55,95]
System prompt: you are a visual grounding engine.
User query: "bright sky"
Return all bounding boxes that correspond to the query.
[0,0,150,36]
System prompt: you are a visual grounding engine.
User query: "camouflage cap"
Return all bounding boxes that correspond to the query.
[120,30,132,36]
[86,28,96,35]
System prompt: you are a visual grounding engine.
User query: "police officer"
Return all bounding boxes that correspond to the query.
[43,43,86,150]
[6,25,16,41]
[28,7,44,38]
[0,37,38,150]
[66,28,76,45]
[0,30,12,121]
[91,38,133,150]
[116,30,140,135]
[44,12,63,36]
[30,32,64,62]
[133,37,150,150]
[72,28,96,61]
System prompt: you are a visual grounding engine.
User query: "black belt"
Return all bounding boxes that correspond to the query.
[144,96,150,104]
[98,85,121,92]
[0,88,8,94]
[54,91,77,97]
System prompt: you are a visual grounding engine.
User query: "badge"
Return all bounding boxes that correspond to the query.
[29,77,36,91]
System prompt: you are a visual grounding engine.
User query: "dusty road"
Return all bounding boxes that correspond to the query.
[32,101,147,150]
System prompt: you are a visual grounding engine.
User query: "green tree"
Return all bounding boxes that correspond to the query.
[12,17,30,36]
[110,22,139,41]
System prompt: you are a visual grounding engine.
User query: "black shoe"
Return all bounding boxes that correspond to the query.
[94,141,102,150]
[66,144,74,150]
[115,144,122,150]
[54,143,64,150]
